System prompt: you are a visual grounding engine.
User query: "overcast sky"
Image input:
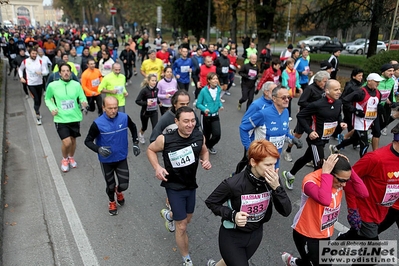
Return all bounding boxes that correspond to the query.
[43,0,51,6]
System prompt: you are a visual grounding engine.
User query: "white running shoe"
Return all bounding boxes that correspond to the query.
[283,150,292,162]
[138,132,145,144]
[381,128,387,136]
[160,209,175,232]
[183,259,193,266]
[281,252,297,266]
[207,259,216,266]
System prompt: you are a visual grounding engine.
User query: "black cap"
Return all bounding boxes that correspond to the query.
[287,44,293,49]
[381,63,394,73]
[320,60,332,70]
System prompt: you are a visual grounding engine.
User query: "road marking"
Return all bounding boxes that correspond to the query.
[28,101,99,266]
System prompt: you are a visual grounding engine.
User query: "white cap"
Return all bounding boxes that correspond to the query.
[367,73,384,82]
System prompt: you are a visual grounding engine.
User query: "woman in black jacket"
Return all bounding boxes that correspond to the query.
[135,74,159,144]
[206,139,292,266]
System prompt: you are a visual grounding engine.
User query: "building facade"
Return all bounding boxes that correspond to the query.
[0,0,48,27]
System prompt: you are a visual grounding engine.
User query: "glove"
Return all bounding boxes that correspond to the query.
[347,208,361,231]
[98,146,112,157]
[354,109,365,118]
[81,106,89,115]
[254,89,259,95]
[133,142,140,156]
[292,138,303,149]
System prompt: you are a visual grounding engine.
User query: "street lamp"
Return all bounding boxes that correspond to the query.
[206,0,211,43]
[388,0,399,50]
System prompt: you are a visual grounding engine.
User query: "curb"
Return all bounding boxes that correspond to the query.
[0,59,8,265]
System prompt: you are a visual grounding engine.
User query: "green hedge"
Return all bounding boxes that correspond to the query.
[362,50,399,76]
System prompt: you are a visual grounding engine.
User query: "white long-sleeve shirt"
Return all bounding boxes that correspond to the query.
[38,55,52,77]
[18,57,49,86]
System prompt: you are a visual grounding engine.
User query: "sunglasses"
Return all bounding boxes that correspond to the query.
[333,174,350,183]
[275,96,291,101]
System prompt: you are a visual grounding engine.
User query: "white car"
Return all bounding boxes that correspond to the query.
[346,40,387,54]
[297,36,331,48]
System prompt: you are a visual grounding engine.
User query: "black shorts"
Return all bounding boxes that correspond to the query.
[218,75,229,86]
[55,122,81,140]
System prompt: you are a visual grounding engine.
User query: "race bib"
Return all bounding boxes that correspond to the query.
[104,64,112,70]
[221,66,229,74]
[322,121,338,140]
[10,54,16,59]
[114,86,124,94]
[248,69,257,77]
[146,97,158,111]
[365,106,377,120]
[321,205,340,230]
[168,146,195,168]
[61,100,75,110]
[269,135,285,149]
[180,66,190,73]
[304,66,310,72]
[166,88,176,95]
[91,78,100,87]
[46,49,54,55]
[380,90,391,102]
[240,192,270,222]
[273,76,279,84]
[381,184,399,207]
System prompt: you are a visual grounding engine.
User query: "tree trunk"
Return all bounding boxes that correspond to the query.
[254,0,277,51]
[367,0,384,58]
[230,0,240,44]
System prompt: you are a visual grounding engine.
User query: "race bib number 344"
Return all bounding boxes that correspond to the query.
[168,146,195,168]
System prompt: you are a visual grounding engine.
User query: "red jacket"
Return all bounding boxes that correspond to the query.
[257,66,281,91]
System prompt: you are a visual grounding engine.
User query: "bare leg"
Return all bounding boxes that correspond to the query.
[61,137,73,158]
[174,214,193,257]
[68,137,77,157]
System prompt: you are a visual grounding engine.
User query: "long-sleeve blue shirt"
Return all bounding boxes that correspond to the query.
[173,57,193,84]
[294,57,310,84]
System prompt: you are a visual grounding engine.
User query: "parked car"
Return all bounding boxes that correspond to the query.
[297,36,331,48]
[343,38,366,49]
[311,40,344,53]
[386,40,399,50]
[346,39,386,54]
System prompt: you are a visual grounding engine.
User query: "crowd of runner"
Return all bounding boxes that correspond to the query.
[1,24,399,266]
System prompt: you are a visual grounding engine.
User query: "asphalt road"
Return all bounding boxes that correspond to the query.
[2,58,398,266]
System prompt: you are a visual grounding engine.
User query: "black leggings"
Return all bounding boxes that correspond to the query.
[201,115,221,149]
[100,159,129,202]
[290,142,325,175]
[177,81,189,91]
[239,83,255,111]
[218,225,263,266]
[123,64,132,81]
[28,84,43,115]
[378,207,399,234]
[140,111,158,132]
[21,83,28,96]
[87,95,103,115]
[336,130,369,158]
[293,230,330,266]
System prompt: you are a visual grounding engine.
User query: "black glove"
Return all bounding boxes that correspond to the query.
[98,146,112,157]
[254,89,259,95]
[354,109,365,118]
[292,138,303,149]
[133,142,140,156]
[81,106,89,115]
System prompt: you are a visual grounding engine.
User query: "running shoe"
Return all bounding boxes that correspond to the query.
[289,117,292,121]
[208,148,217,154]
[283,150,292,162]
[68,157,77,168]
[138,132,145,144]
[25,95,29,99]
[160,209,175,232]
[61,158,69,172]
[36,115,42,125]
[281,252,297,266]
[381,128,387,136]
[337,133,344,144]
[232,83,236,86]
[134,71,138,76]
[220,98,225,103]
[329,145,339,155]
[115,186,125,206]
[282,171,295,190]
[193,99,197,108]
[207,259,216,266]
[109,201,118,216]
[237,102,242,110]
[183,259,193,266]
[306,161,313,167]
[225,91,231,96]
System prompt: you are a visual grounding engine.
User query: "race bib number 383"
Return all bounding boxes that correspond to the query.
[168,146,195,168]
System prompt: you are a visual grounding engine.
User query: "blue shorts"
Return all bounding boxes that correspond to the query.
[165,188,196,221]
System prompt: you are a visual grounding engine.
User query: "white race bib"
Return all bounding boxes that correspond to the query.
[146,97,158,111]
[269,135,285,149]
[114,86,123,94]
[180,66,190,73]
[168,146,195,168]
[322,121,338,140]
[381,184,399,207]
[61,100,75,110]
[91,78,100,87]
[222,66,229,74]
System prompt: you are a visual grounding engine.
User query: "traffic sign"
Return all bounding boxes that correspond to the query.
[110,7,117,15]
[95,17,99,23]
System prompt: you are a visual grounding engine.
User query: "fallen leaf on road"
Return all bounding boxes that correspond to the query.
[103,256,109,260]
[10,222,17,226]
[4,203,8,208]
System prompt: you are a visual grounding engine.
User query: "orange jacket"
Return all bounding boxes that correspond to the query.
[81,68,103,96]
